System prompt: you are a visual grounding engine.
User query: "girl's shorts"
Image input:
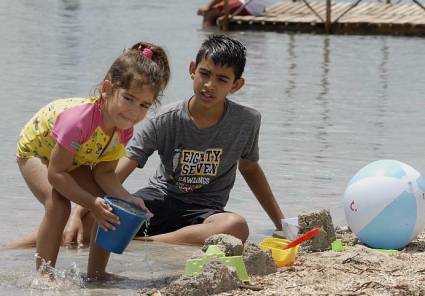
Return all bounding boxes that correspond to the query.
[133,187,226,236]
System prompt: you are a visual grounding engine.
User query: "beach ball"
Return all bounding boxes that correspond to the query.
[344,159,425,250]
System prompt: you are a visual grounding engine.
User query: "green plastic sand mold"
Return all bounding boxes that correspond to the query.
[185,245,250,283]
[331,239,400,255]
[331,239,347,252]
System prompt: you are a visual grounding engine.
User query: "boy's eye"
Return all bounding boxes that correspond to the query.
[123,96,132,101]
[140,103,150,109]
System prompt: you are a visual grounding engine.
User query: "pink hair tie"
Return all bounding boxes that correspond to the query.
[142,48,153,59]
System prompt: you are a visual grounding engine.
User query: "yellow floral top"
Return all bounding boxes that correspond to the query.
[16,97,133,170]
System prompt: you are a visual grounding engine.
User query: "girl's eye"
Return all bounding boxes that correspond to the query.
[124,96,132,102]
[140,103,150,109]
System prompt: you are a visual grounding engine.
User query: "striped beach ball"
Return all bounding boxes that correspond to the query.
[344,159,425,250]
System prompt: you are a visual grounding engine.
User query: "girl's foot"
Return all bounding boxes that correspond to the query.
[86,271,126,281]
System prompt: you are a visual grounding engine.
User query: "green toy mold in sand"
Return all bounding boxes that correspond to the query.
[185,245,250,283]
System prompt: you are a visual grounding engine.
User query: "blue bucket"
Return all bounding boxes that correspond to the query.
[95,196,149,254]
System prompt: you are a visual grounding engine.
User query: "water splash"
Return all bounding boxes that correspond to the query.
[28,254,84,291]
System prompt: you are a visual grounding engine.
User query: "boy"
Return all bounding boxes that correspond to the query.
[114,34,284,246]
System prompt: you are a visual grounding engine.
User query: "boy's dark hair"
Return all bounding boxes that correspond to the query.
[195,34,246,80]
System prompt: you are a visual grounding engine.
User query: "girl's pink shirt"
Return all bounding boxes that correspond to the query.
[51,101,132,154]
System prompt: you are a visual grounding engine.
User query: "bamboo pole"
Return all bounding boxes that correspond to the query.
[325,0,331,33]
[222,0,229,31]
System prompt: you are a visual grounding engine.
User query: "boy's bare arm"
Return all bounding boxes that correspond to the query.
[238,159,284,230]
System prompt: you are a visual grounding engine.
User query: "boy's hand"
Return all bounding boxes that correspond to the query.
[129,196,154,218]
[272,230,286,239]
[92,197,120,231]
[63,212,84,247]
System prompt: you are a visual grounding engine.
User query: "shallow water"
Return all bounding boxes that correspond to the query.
[1,0,425,294]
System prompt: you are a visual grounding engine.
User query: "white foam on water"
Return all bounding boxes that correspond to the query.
[24,254,84,292]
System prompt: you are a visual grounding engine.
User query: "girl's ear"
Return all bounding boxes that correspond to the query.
[189,61,196,80]
[230,78,245,94]
[101,80,113,98]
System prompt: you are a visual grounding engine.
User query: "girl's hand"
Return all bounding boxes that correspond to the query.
[91,197,120,231]
[129,196,154,218]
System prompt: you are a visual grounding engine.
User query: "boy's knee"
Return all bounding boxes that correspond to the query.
[232,215,249,242]
[221,213,250,242]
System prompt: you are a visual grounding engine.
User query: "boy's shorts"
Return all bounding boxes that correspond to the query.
[134,187,226,236]
[213,0,250,16]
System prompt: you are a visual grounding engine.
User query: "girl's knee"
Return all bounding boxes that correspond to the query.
[44,193,71,218]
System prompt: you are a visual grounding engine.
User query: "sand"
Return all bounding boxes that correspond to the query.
[215,228,425,296]
[138,228,425,295]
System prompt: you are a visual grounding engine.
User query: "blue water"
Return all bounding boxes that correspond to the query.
[1,0,425,294]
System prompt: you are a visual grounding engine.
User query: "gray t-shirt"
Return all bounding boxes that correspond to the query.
[126,98,261,210]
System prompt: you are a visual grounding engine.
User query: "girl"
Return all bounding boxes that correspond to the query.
[15,41,170,273]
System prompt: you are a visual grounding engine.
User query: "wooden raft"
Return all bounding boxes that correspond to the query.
[226,0,425,36]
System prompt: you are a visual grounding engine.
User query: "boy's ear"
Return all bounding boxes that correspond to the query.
[101,80,113,97]
[189,61,196,80]
[230,78,245,94]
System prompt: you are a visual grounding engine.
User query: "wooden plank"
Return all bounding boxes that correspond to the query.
[360,3,382,15]
[331,2,352,19]
[394,4,416,15]
[275,13,307,22]
[265,2,285,12]
[265,4,286,16]
[365,3,393,16]
[398,5,425,16]
[401,15,425,23]
[266,2,297,16]
[241,15,257,21]
[349,2,379,16]
[388,4,422,17]
[280,2,305,14]
[283,12,318,22]
[289,2,314,15]
[380,4,410,17]
[391,15,417,24]
[343,15,376,23]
